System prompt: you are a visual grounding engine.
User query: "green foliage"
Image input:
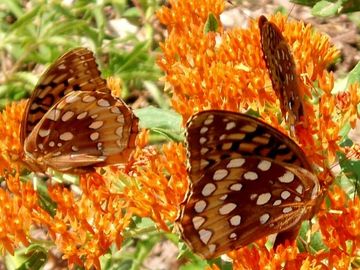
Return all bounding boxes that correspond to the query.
[0,0,163,108]
[204,13,219,33]
[290,0,360,16]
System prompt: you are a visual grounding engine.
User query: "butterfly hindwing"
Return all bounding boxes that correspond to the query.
[179,155,319,258]
[24,91,138,173]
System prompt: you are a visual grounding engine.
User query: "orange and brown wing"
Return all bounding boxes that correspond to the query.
[21,47,108,145]
[259,16,305,127]
[178,110,319,259]
[24,91,138,173]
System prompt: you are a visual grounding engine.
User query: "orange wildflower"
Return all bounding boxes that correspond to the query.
[0,90,142,268]
[0,101,27,172]
[115,139,188,231]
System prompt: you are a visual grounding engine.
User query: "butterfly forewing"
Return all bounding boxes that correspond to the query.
[21,48,108,145]
[178,110,320,259]
[24,91,138,173]
[185,110,312,182]
[259,16,305,127]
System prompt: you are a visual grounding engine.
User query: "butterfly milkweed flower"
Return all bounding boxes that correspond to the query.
[157,0,360,268]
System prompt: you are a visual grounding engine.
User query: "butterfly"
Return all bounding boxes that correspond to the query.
[21,48,139,174]
[259,15,305,128]
[177,110,322,259]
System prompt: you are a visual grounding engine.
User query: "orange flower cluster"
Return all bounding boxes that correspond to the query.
[115,139,188,231]
[0,100,27,172]
[157,0,360,268]
[0,110,134,269]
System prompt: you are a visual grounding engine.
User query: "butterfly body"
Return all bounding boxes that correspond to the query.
[21,48,139,174]
[178,110,320,259]
[259,15,305,127]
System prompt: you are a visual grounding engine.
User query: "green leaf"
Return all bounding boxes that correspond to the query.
[134,106,183,141]
[312,0,343,16]
[204,13,219,33]
[16,248,47,270]
[10,5,42,31]
[346,61,360,87]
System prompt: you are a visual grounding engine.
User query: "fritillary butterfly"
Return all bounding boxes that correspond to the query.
[259,15,305,128]
[177,110,322,259]
[21,48,139,174]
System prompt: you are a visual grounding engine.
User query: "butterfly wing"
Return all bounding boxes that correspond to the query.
[24,91,138,173]
[258,16,304,127]
[179,110,319,258]
[185,110,312,184]
[178,156,319,259]
[21,48,108,145]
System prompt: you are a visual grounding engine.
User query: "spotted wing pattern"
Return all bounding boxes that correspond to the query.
[21,47,108,145]
[259,15,305,127]
[22,48,138,173]
[177,110,320,259]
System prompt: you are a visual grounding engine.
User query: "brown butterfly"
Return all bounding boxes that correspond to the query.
[21,48,139,174]
[259,15,305,128]
[177,110,322,259]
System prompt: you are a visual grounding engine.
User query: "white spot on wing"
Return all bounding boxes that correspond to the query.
[227,158,245,168]
[111,107,121,114]
[194,200,207,213]
[229,233,237,239]
[90,132,99,141]
[225,121,236,130]
[116,126,123,137]
[219,203,237,215]
[281,190,291,200]
[62,111,74,122]
[208,244,216,254]
[82,95,96,103]
[46,109,61,121]
[97,99,110,107]
[258,160,271,171]
[256,193,272,205]
[65,95,80,104]
[199,229,212,244]
[230,183,242,191]
[259,213,270,224]
[278,171,295,183]
[213,169,228,181]
[39,129,50,137]
[273,199,282,206]
[202,183,216,196]
[200,127,208,134]
[192,216,205,230]
[296,184,303,194]
[199,137,207,144]
[244,171,258,180]
[89,121,104,129]
[77,112,88,120]
[59,132,74,141]
[283,207,293,213]
[229,215,241,226]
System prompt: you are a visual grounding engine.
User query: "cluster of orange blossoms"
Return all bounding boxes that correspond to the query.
[157,0,360,269]
[0,0,359,269]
